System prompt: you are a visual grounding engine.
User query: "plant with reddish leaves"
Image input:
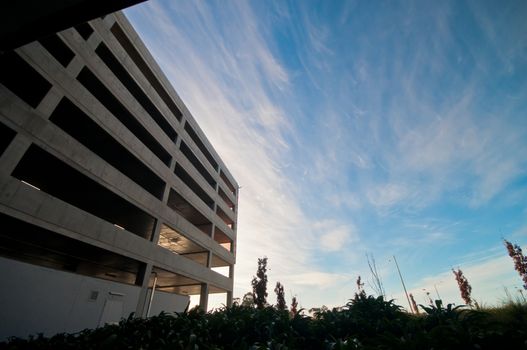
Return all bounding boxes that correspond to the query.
[452,268,473,306]
[409,293,419,314]
[274,282,287,311]
[504,239,527,290]
[290,296,298,317]
[356,275,365,295]
[425,291,433,305]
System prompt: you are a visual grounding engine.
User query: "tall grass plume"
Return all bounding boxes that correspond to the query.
[453,268,473,306]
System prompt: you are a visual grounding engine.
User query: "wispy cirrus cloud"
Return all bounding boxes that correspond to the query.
[126,0,527,309]
[126,0,359,308]
[317,221,359,252]
[367,183,410,208]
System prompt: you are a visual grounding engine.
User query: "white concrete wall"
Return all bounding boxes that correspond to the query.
[148,289,189,316]
[0,257,189,340]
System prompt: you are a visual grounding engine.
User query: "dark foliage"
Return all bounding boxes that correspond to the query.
[3,297,527,350]
[275,282,287,311]
[356,276,364,294]
[290,296,299,317]
[251,257,268,309]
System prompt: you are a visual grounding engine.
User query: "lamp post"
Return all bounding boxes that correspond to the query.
[433,281,443,301]
[392,255,413,313]
[146,272,158,317]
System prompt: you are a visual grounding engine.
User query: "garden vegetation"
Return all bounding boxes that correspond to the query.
[1,240,526,349]
[1,294,526,349]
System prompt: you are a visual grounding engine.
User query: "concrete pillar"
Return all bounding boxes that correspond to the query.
[231,239,236,254]
[226,265,234,307]
[149,216,163,245]
[226,291,233,308]
[175,135,182,148]
[210,224,215,240]
[35,86,63,117]
[199,283,209,311]
[198,249,212,311]
[102,13,117,28]
[212,201,217,216]
[206,251,212,268]
[0,135,32,178]
[161,157,176,205]
[65,48,87,77]
[134,262,153,317]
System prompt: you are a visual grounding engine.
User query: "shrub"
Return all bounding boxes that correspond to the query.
[275,282,287,311]
[2,296,526,349]
[251,257,268,309]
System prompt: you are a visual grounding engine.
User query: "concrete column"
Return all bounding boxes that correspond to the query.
[226,291,233,308]
[149,215,164,245]
[16,44,62,118]
[199,250,212,312]
[211,200,217,238]
[226,265,234,307]
[86,27,102,50]
[161,157,176,205]
[134,262,153,317]
[230,238,236,254]
[101,14,117,28]
[35,86,63,117]
[206,250,212,268]
[0,135,32,178]
[175,135,182,149]
[66,54,86,78]
[199,283,209,311]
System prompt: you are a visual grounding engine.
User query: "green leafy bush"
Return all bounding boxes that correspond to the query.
[2,297,526,350]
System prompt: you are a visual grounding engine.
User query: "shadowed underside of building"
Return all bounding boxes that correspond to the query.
[0,9,238,340]
[0,0,146,52]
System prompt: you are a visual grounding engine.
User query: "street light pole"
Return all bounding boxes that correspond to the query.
[393,255,413,313]
[146,272,158,317]
[434,283,442,301]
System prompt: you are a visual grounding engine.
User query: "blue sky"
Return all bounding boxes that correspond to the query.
[125,0,527,309]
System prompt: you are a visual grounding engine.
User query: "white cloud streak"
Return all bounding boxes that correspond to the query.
[126,0,527,309]
[318,222,358,252]
[126,0,357,308]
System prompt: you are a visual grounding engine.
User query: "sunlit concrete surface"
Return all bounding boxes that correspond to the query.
[0,10,238,340]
